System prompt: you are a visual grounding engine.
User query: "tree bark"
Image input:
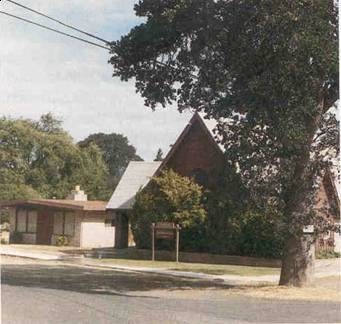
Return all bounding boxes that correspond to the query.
[279,234,315,286]
[279,96,325,287]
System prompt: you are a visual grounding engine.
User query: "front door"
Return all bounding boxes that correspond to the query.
[36,210,53,245]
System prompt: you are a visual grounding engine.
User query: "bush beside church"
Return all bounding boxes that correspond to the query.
[131,169,284,258]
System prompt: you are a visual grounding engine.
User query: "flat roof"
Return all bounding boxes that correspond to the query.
[0,199,108,211]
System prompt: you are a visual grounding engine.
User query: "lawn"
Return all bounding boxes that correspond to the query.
[91,258,280,276]
[226,276,341,302]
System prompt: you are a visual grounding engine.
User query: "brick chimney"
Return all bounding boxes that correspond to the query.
[67,185,87,201]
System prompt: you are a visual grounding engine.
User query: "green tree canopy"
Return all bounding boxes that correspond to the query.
[131,169,206,250]
[0,115,110,200]
[78,132,142,188]
[110,0,338,286]
[154,148,163,161]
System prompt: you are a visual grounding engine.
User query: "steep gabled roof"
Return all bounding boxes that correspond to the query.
[106,113,224,211]
[155,112,224,175]
[106,161,161,210]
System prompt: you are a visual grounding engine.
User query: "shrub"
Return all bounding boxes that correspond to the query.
[236,210,284,258]
[10,231,23,244]
[131,169,207,250]
[316,250,341,259]
[56,235,69,246]
[203,166,249,255]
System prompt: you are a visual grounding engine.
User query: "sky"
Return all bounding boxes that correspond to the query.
[0,0,192,160]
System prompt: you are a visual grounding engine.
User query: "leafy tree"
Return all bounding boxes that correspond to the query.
[75,143,111,200]
[204,166,249,255]
[78,133,142,188]
[37,112,63,133]
[0,115,110,200]
[110,1,338,286]
[154,148,163,161]
[236,210,284,259]
[131,169,207,250]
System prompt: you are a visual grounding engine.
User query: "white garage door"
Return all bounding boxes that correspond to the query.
[81,219,115,248]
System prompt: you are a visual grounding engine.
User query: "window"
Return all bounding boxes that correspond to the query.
[16,209,37,233]
[16,209,27,232]
[64,213,75,236]
[53,211,75,236]
[27,210,37,233]
[53,212,64,235]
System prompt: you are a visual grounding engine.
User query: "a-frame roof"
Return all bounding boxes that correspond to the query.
[107,112,340,213]
[154,112,224,175]
[106,112,223,210]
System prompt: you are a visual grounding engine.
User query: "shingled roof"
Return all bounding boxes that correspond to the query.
[106,161,161,210]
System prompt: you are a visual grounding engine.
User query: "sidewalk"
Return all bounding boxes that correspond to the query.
[1,245,340,285]
[0,245,62,260]
[76,257,279,285]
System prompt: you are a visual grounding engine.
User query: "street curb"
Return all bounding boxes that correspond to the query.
[70,259,280,285]
[1,250,61,261]
[2,249,339,285]
[0,250,281,285]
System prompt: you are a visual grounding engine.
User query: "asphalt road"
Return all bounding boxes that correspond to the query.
[1,260,341,324]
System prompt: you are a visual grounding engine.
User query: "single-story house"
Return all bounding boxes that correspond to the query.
[107,112,340,252]
[1,186,115,248]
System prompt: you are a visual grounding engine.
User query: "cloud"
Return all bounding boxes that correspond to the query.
[0,0,192,160]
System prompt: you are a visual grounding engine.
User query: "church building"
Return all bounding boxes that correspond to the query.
[107,113,340,252]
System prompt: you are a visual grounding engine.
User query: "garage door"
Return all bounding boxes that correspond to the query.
[81,220,115,248]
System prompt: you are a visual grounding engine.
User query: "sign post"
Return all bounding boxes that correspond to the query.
[151,222,181,262]
[151,223,155,261]
[175,224,180,263]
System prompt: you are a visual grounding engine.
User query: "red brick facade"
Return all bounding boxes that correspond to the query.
[159,114,225,187]
[314,172,340,252]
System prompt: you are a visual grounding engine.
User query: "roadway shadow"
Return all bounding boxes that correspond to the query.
[1,262,233,297]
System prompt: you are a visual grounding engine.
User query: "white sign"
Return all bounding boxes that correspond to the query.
[303,225,314,234]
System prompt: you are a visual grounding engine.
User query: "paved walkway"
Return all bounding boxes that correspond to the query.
[73,258,279,284]
[0,245,62,260]
[1,245,340,285]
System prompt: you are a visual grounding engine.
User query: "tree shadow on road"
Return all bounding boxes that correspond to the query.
[1,263,233,297]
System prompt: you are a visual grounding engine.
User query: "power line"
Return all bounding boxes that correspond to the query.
[4,0,111,45]
[0,10,110,50]
[1,3,197,79]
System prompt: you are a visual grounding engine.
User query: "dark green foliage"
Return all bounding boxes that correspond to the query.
[110,0,338,284]
[204,166,283,258]
[131,169,206,250]
[154,148,163,161]
[316,250,341,259]
[204,165,248,255]
[0,115,110,200]
[10,231,23,244]
[56,235,69,246]
[236,211,284,259]
[78,133,142,189]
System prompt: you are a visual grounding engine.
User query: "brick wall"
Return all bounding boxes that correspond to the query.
[165,118,224,187]
[314,177,338,252]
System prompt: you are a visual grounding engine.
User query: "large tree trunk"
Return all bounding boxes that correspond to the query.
[279,234,315,286]
[277,97,326,287]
